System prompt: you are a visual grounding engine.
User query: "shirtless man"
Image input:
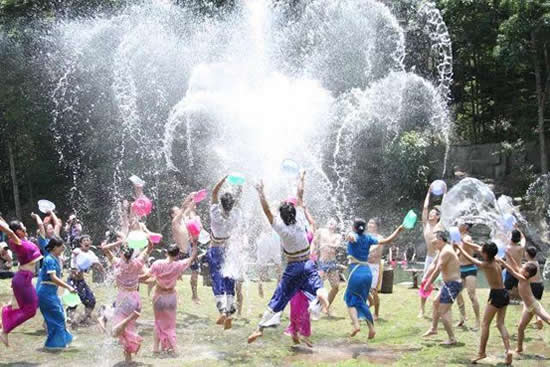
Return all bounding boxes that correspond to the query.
[455,223,481,330]
[419,185,445,318]
[498,252,550,355]
[311,218,342,311]
[504,229,525,301]
[525,247,545,329]
[367,218,383,320]
[456,241,512,365]
[422,231,463,345]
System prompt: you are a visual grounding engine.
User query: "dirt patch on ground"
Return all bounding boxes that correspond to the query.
[284,339,421,365]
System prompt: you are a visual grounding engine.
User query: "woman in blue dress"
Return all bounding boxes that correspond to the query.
[37,236,75,349]
[345,218,403,338]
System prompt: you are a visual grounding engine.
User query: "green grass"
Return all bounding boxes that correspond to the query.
[1,275,549,366]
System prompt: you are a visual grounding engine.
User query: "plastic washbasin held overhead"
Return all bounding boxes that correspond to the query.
[402,210,417,229]
[227,173,246,185]
[38,200,56,214]
[431,180,447,196]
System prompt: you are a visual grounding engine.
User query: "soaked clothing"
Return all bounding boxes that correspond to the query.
[344,234,379,323]
[271,216,310,260]
[149,259,190,351]
[504,270,519,290]
[206,246,235,315]
[530,282,544,301]
[488,288,510,309]
[37,255,72,348]
[439,280,463,304]
[460,264,478,279]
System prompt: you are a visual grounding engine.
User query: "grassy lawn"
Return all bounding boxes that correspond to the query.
[0,275,549,366]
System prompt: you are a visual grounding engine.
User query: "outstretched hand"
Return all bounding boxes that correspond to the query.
[31,212,39,221]
[255,180,265,194]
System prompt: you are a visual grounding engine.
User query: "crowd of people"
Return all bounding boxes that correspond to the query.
[0,171,548,366]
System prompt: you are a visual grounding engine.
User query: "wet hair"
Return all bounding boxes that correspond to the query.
[462,223,473,231]
[122,246,134,261]
[79,235,91,245]
[524,262,538,279]
[46,236,64,252]
[353,218,367,235]
[432,207,441,216]
[279,202,297,225]
[511,230,521,244]
[220,192,235,212]
[8,220,24,234]
[481,242,498,261]
[526,246,537,259]
[167,244,180,258]
[435,230,448,243]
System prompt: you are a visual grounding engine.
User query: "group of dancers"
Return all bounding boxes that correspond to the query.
[0,171,549,365]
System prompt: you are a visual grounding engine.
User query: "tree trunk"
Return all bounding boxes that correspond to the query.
[531,30,548,173]
[7,140,21,218]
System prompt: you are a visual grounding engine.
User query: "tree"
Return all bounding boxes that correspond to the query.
[497,0,550,172]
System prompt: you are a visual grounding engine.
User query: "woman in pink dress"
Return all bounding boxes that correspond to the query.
[102,240,153,363]
[0,218,43,347]
[142,243,197,354]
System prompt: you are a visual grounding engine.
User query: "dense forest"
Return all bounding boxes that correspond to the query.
[0,0,549,235]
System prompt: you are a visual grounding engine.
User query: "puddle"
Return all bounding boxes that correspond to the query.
[285,340,420,365]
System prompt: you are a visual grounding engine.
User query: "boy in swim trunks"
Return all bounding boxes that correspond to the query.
[504,230,525,301]
[419,184,445,318]
[455,223,481,330]
[498,251,550,355]
[455,241,512,365]
[422,231,462,345]
[525,246,544,329]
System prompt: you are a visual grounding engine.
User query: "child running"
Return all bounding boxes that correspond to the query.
[455,241,512,365]
[422,231,463,345]
[525,246,545,330]
[498,249,550,356]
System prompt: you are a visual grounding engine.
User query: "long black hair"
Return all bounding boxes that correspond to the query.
[122,246,134,261]
[167,244,180,258]
[46,236,65,253]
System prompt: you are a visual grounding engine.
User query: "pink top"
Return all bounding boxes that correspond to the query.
[9,238,42,266]
[149,259,190,290]
[114,257,145,290]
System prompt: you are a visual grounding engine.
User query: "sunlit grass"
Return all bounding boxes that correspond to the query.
[0,274,549,366]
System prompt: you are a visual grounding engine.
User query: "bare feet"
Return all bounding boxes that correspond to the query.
[441,339,457,346]
[247,330,263,344]
[368,329,376,339]
[515,347,523,354]
[373,315,379,321]
[455,320,465,328]
[505,351,513,365]
[0,331,9,347]
[422,329,437,337]
[417,312,425,319]
[291,334,300,345]
[349,328,360,337]
[216,314,226,325]
[192,297,201,305]
[302,337,313,347]
[535,319,543,330]
[471,353,487,364]
[223,317,232,330]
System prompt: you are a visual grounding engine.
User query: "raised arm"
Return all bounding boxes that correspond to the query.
[49,211,62,237]
[0,219,20,245]
[255,180,274,225]
[31,212,46,238]
[453,243,483,267]
[378,225,404,245]
[422,188,431,225]
[497,258,526,281]
[212,176,228,205]
[297,170,306,206]
[303,205,316,231]
[138,240,154,263]
[100,242,115,264]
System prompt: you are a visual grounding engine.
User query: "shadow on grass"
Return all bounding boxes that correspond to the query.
[22,329,47,336]
[0,363,40,367]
